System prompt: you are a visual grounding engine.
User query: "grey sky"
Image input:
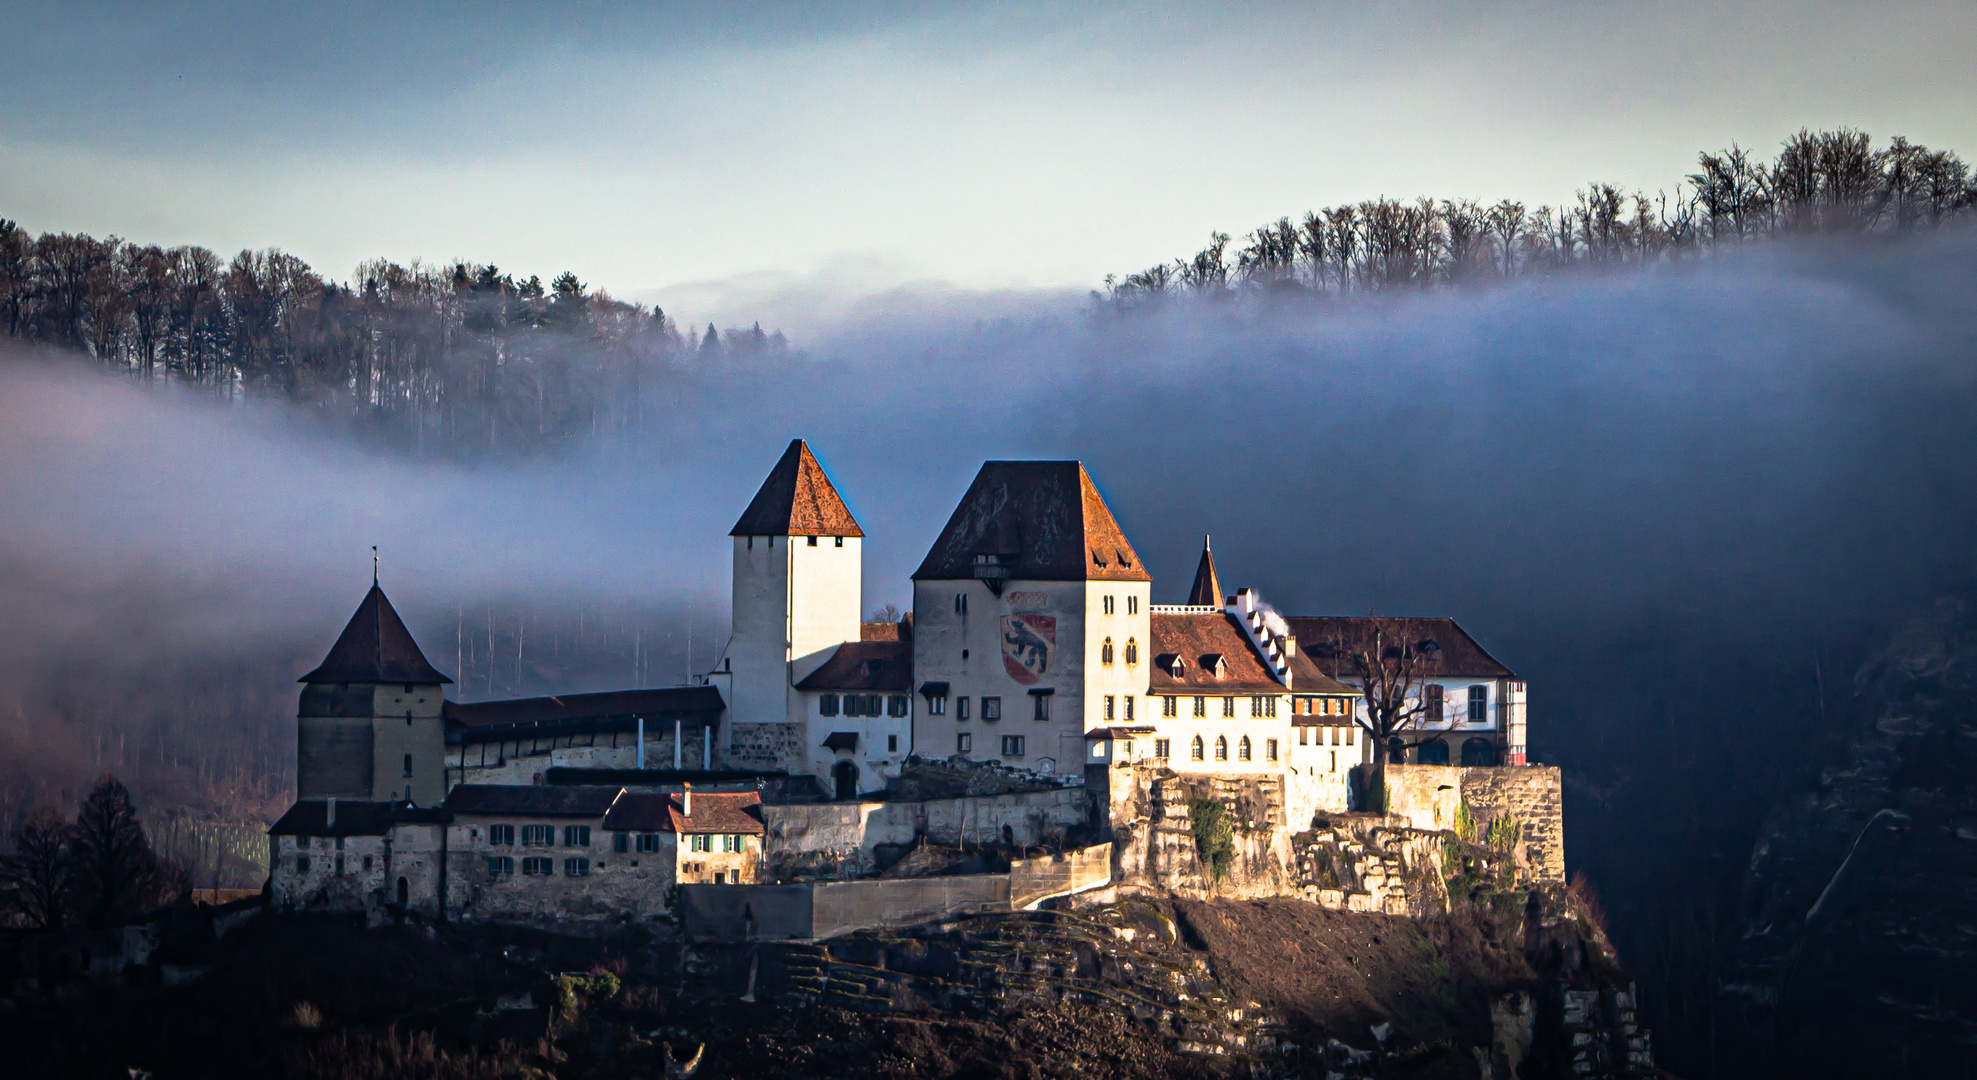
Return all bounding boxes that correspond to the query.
[3,1,1972,322]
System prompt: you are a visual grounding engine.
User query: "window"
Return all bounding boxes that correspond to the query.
[820,693,839,717]
[1001,735,1025,757]
[523,825,555,846]
[1468,685,1488,723]
[1267,738,1278,762]
[807,536,818,546]
[1299,727,1308,745]
[929,694,946,715]
[1425,683,1445,722]
[690,834,712,853]
[722,834,743,853]
[334,855,345,876]
[1123,739,1134,755]
[487,856,514,876]
[889,695,909,717]
[840,695,861,717]
[1238,736,1251,761]
[1191,735,1205,760]
[1092,740,1107,759]
[521,856,554,875]
[1330,751,1337,772]
[1331,726,1341,746]
[835,536,844,548]
[637,833,661,852]
[955,592,968,615]
[1216,736,1229,760]
[564,857,591,877]
[1162,696,1177,718]
[957,733,972,754]
[1128,596,1139,615]
[1124,696,1135,721]
[1418,738,1451,765]
[489,824,515,846]
[1033,693,1051,721]
[1104,695,1115,720]
[1345,727,1354,746]
[887,734,898,752]
[613,833,629,853]
[1250,696,1264,718]
[1155,738,1171,760]
[1103,595,1115,615]
[564,825,591,847]
[403,753,413,778]
[1125,638,1138,665]
[1222,697,1236,718]
[296,855,311,874]
[1102,637,1115,664]
[1192,696,1206,718]
[982,697,1001,721]
[957,697,970,721]
[866,694,884,715]
[362,855,373,872]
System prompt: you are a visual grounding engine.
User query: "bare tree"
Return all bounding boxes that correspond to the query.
[0,808,74,930]
[1315,618,1443,782]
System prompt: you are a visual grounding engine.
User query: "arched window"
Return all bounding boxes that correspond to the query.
[1215,736,1228,761]
[1191,735,1205,760]
[1125,638,1138,665]
[1461,737,1498,767]
[1389,738,1408,764]
[1238,736,1252,761]
[1101,637,1115,665]
[1417,738,1451,765]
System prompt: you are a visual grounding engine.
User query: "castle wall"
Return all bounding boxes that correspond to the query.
[1378,763,1565,882]
[758,788,1090,879]
[269,833,390,912]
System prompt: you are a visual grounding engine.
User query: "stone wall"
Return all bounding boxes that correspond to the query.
[727,722,805,774]
[758,788,1090,879]
[1377,764,1564,883]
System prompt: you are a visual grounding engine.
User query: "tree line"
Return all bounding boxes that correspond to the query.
[0,774,185,930]
[1101,129,1975,306]
[0,225,789,456]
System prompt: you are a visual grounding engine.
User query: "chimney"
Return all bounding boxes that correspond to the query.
[326,796,336,829]
[683,782,692,818]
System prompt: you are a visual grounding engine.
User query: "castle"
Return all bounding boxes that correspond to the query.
[269,440,1543,924]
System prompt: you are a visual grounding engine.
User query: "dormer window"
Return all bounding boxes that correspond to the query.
[1156,653,1184,677]
[1199,654,1227,679]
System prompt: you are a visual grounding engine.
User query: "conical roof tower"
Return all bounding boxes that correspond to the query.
[299,584,451,685]
[729,439,865,537]
[1187,535,1223,607]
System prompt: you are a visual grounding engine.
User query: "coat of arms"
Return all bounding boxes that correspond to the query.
[1000,612,1055,685]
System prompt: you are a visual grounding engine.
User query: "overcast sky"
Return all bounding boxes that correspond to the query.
[3,1,1973,326]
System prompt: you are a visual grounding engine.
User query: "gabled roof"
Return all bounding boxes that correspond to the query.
[794,640,913,691]
[444,686,724,733]
[1147,611,1357,696]
[268,800,399,837]
[602,791,765,835]
[1187,536,1223,606]
[912,461,1150,582]
[441,784,625,817]
[729,439,864,537]
[1283,616,1516,680]
[299,585,452,685]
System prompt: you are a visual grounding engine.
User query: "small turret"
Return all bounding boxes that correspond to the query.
[1187,535,1222,607]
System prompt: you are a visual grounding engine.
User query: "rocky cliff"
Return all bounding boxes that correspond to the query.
[1719,598,1977,1078]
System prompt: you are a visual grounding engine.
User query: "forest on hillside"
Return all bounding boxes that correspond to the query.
[0,226,787,457]
[1101,128,1974,305]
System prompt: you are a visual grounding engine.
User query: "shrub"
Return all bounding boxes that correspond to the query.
[1484,815,1522,853]
[1187,796,1236,882]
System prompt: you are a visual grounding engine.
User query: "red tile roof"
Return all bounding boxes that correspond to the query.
[1283,617,1516,680]
[912,462,1150,583]
[602,791,764,835]
[794,641,913,691]
[729,439,864,537]
[1148,611,1357,696]
[299,585,451,685]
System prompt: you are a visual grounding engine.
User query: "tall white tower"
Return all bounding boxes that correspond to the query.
[712,439,865,775]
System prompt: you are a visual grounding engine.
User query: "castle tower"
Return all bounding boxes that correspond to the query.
[297,584,451,806]
[715,440,864,774]
[1186,535,1222,606]
[910,462,1151,776]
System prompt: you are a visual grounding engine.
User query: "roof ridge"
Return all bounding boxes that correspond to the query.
[729,439,865,537]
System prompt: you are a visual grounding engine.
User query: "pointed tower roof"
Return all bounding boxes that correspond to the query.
[1187,535,1223,606]
[299,585,452,685]
[729,439,865,537]
[912,461,1151,582]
